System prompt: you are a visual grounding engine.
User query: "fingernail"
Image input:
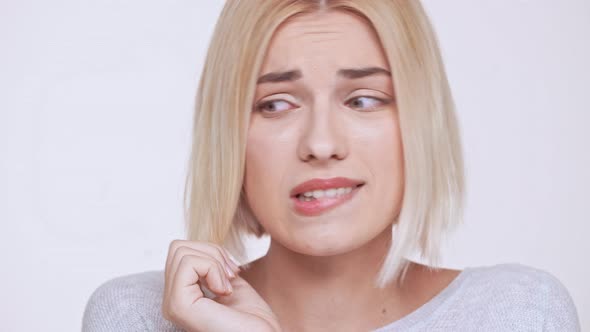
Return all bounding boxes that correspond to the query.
[226,280,233,293]
[221,274,229,290]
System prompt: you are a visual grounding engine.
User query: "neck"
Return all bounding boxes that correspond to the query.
[246,226,417,332]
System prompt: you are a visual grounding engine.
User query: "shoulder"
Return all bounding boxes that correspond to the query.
[82,270,183,332]
[461,263,581,331]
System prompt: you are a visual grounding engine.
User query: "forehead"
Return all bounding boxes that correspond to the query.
[260,10,390,73]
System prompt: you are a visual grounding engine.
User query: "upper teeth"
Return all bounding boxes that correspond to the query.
[301,187,354,199]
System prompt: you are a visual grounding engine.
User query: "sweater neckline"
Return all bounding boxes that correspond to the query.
[372,266,473,331]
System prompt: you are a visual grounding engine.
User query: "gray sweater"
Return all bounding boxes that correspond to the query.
[82,263,581,331]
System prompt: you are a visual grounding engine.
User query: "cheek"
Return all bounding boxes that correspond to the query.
[377,127,404,180]
[352,117,403,173]
[354,119,404,213]
[243,124,295,217]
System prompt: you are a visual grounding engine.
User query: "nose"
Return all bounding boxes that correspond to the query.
[297,100,348,164]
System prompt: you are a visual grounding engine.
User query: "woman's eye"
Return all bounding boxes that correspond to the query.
[346,96,387,111]
[255,99,294,114]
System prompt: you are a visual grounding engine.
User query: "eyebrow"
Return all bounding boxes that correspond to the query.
[256,66,391,84]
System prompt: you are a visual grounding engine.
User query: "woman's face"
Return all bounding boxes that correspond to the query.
[244,10,404,256]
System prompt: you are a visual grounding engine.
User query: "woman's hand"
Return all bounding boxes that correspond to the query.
[162,240,281,332]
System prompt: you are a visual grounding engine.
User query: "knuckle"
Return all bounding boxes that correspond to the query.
[206,243,226,262]
[168,239,182,252]
[213,248,226,263]
[176,246,198,263]
[178,254,193,266]
[212,243,225,255]
[175,245,189,256]
[212,258,224,273]
[178,253,208,269]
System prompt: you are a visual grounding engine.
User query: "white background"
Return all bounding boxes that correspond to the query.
[1,1,588,331]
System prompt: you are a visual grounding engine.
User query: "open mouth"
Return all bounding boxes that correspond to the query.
[291,183,365,217]
[294,183,364,201]
[288,177,366,217]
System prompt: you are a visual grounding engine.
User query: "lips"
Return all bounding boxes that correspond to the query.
[290,177,365,197]
[290,178,365,216]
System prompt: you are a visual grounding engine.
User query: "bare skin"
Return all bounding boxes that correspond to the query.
[164,9,462,332]
[239,230,461,332]
[240,10,462,332]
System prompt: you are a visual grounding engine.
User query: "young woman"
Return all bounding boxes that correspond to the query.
[83,1,580,331]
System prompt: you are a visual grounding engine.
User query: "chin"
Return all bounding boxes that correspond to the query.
[281,228,373,257]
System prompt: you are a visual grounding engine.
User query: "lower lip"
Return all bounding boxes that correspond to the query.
[291,185,364,217]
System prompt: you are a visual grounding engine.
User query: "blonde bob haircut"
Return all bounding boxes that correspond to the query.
[184,0,465,288]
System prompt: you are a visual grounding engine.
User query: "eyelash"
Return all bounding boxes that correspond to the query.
[254,96,390,114]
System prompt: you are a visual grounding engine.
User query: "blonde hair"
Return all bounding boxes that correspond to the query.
[184,0,465,288]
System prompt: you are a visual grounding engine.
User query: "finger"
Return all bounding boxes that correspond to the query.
[208,243,241,272]
[164,239,184,301]
[190,241,240,274]
[165,239,184,279]
[167,240,239,277]
[164,240,225,302]
[170,254,230,304]
[164,240,238,308]
[168,289,263,332]
[167,248,230,299]
[216,245,241,272]
[165,255,231,328]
